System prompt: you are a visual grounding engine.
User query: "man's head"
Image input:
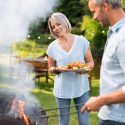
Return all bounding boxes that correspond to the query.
[88,0,122,27]
[89,0,122,8]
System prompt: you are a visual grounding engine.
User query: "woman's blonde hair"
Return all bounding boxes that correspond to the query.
[48,12,72,38]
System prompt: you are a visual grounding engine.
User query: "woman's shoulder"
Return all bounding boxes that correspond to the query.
[48,40,57,47]
[75,35,89,44]
[76,35,88,41]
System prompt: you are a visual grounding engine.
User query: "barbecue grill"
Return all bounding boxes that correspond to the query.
[0,91,85,125]
[0,91,48,125]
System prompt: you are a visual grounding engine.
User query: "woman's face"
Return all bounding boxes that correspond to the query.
[50,18,67,37]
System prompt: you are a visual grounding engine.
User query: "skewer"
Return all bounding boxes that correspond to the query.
[41,102,85,112]
[27,103,85,118]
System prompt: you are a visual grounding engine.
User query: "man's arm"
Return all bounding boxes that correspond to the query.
[81,88,125,112]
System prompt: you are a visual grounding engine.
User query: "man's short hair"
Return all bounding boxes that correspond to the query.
[89,0,122,8]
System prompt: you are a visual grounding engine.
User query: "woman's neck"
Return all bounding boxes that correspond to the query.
[58,33,74,43]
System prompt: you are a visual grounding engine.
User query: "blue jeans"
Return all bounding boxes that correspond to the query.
[98,119,125,125]
[55,92,90,125]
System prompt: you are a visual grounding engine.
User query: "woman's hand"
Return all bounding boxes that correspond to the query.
[48,56,61,74]
[49,67,61,74]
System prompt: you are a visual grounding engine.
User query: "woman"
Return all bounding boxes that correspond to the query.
[46,12,94,125]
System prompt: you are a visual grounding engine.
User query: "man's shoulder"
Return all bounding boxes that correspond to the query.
[115,24,125,39]
[115,25,125,45]
[120,24,125,31]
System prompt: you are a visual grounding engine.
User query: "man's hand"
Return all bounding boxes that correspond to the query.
[81,96,104,113]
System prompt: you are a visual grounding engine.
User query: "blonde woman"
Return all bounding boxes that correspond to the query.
[46,12,94,125]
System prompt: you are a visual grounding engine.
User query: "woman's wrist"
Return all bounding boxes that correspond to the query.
[49,66,56,73]
[49,66,61,74]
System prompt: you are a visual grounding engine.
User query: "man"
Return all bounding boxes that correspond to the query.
[81,0,125,125]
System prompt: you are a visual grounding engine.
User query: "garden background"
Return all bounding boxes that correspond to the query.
[0,0,125,125]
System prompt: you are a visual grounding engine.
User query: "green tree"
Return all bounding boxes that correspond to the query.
[81,16,107,61]
[56,0,86,26]
[122,0,125,10]
[55,0,89,34]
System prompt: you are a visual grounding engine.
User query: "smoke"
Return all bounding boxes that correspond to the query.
[0,0,58,93]
[0,0,58,46]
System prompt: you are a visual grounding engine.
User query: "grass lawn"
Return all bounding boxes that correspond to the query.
[32,77,99,125]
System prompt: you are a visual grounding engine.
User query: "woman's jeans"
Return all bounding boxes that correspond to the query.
[98,119,125,125]
[55,92,90,125]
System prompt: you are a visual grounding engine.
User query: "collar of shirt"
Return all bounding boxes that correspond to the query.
[105,17,125,50]
[109,17,125,34]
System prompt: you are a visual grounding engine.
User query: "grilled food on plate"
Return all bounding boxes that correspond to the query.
[56,61,91,73]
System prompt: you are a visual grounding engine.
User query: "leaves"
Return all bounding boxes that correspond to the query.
[80,15,107,61]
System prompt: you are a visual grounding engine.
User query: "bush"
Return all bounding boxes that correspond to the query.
[12,39,48,58]
[81,15,107,61]
[29,33,54,45]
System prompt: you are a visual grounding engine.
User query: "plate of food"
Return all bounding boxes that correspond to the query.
[55,61,92,74]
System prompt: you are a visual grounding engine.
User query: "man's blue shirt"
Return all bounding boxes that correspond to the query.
[98,17,125,123]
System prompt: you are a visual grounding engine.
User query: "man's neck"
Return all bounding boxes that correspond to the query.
[109,8,125,26]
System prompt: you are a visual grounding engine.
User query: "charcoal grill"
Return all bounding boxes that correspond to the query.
[0,91,85,125]
[0,116,25,125]
[0,91,48,125]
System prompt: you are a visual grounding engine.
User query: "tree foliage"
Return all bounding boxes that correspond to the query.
[122,0,125,10]
[56,0,88,27]
[81,16,107,61]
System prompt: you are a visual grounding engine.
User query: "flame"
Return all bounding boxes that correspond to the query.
[23,114,29,125]
[11,100,29,125]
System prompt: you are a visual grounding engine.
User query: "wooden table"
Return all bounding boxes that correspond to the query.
[23,58,53,84]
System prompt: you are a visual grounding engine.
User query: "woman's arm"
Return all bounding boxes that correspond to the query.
[48,56,60,74]
[48,56,56,73]
[84,47,94,69]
